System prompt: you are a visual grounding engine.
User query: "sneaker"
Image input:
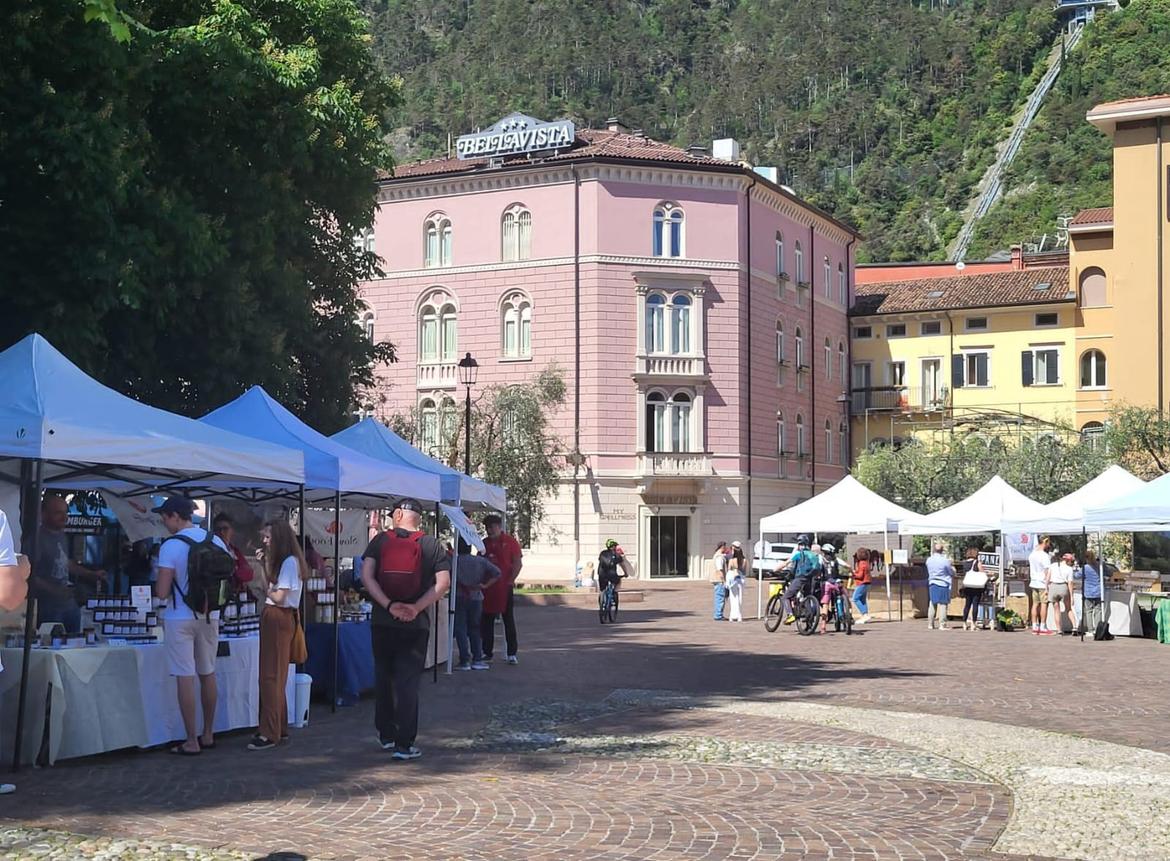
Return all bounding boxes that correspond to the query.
[0,784,14,795]
[377,737,395,751]
[455,662,472,672]
[482,654,493,662]
[471,661,490,670]
[247,736,276,751]
[783,615,795,625]
[506,655,519,665]
[392,746,422,761]
[1040,628,1055,636]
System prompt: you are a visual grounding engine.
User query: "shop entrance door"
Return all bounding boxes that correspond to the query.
[647,515,690,578]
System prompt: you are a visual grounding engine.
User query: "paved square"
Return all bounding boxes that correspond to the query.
[3,582,1167,860]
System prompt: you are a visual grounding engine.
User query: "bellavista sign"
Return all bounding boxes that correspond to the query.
[456,113,575,161]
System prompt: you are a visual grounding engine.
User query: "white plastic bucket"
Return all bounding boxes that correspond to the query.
[293,672,312,728]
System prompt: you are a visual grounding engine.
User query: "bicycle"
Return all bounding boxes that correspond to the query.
[598,576,622,623]
[823,582,854,635]
[764,573,821,635]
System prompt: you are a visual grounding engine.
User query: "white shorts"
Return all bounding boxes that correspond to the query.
[164,618,220,676]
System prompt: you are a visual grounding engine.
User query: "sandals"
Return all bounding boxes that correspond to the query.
[169,745,201,757]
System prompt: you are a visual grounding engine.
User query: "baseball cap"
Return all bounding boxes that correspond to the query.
[152,496,195,518]
[731,541,742,548]
[393,497,425,514]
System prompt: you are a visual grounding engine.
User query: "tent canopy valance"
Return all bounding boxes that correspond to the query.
[898,475,1047,536]
[1002,465,1146,536]
[332,418,506,511]
[0,335,306,501]
[1084,471,1170,532]
[758,475,919,535]
[201,388,441,506]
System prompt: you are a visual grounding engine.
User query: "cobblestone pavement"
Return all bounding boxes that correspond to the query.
[3,581,1167,860]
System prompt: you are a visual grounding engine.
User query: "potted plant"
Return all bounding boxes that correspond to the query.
[995,608,1024,632]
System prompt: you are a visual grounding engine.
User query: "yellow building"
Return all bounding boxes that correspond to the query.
[847,93,1170,457]
[849,259,1076,453]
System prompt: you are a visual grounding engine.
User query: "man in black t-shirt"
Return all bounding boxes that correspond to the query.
[361,497,450,761]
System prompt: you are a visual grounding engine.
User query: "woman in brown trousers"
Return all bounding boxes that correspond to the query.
[249,519,307,751]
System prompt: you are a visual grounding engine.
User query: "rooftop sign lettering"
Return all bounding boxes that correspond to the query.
[456,113,575,161]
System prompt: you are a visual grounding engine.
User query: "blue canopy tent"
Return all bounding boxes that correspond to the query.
[332,418,505,674]
[202,388,444,705]
[332,418,506,511]
[0,335,307,767]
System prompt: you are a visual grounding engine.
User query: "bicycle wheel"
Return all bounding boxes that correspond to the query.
[608,589,619,623]
[844,606,854,635]
[764,593,784,632]
[598,589,608,624]
[796,596,820,636]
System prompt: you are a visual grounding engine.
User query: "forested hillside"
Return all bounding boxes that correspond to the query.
[967,0,1170,258]
[364,0,1056,261]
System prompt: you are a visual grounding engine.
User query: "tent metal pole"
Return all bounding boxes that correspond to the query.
[447,547,457,675]
[296,484,306,674]
[433,504,440,683]
[11,458,43,772]
[883,530,891,621]
[1099,531,1109,630]
[331,490,340,714]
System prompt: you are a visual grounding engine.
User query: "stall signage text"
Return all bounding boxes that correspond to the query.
[978,551,1002,575]
[66,514,104,535]
[456,113,575,161]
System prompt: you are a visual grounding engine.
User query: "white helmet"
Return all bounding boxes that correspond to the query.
[821,543,836,554]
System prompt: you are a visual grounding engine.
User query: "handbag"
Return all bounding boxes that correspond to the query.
[290,610,308,664]
[962,560,988,590]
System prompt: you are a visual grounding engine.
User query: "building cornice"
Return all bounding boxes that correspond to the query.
[363,254,740,283]
[848,296,1076,322]
[1067,223,1113,235]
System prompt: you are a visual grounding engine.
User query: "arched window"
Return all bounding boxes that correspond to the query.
[419,398,439,455]
[361,312,375,343]
[837,341,846,383]
[796,413,806,457]
[670,294,691,353]
[1079,267,1107,308]
[652,202,684,258]
[1080,349,1107,388]
[419,291,457,362]
[501,291,533,358]
[439,396,456,449]
[795,327,804,368]
[1081,421,1106,452]
[824,338,832,379]
[353,228,375,255]
[823,257,832,298]
[645,293,667,353]
[424,214,452,267]
[775,320,785,364]
[825,419,833,463]
[775,233,785,281]
[777,411,787,478]
[838,263,847,305]
[794,241,805,283]
[501,205,533,261]
[645,390,693,453]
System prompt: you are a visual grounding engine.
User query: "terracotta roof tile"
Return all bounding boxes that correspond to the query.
[851,266,1072,316]
[384,128,732,180]
[1070,206,1113,226]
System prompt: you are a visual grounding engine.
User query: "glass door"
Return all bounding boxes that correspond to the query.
[648,515,690,578]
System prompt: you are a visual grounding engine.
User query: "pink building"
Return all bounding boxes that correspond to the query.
[359,114,859,578]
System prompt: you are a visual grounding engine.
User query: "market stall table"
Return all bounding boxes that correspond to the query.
[1044,589,1144,636]
[0,639,294,765]
[306,621,373,705]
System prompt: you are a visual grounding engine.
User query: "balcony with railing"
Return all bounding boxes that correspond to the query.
[850,386,950,414]
[417,360,457,389]
[636,452,713,477]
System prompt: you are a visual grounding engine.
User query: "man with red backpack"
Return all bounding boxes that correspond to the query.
[360,497,450,761]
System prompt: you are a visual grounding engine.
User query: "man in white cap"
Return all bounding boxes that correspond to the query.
[0,506,31,793]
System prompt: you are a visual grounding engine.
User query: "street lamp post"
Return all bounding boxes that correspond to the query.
[457,352,478,476]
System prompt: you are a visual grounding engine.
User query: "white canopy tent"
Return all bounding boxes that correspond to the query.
[898,475,1048,536]
[1084,471,1170,532]
[1002,465,1146,536]
[756,476,920,619]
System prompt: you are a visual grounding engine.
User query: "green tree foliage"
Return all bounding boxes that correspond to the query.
[390,366,567,545]
[967,0,1170,257]
[0,0,398,432]
[364,0,1057,262]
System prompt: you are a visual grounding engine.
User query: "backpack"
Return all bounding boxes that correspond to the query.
[168,531,236,620]
[376,530,426,602]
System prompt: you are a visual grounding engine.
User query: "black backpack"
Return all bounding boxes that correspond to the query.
[168,531,236,620]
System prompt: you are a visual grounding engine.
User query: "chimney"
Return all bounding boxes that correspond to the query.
[687,143,708,158]
[712,138,741,161]
[606,116,628,133]
[753,166,779,184]
[1010,244,1023,270]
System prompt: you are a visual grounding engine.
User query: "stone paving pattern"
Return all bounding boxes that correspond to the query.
[2,582,1167,860]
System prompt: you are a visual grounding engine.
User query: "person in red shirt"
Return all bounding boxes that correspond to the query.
[851,547,873,624]
[479,514,523,664]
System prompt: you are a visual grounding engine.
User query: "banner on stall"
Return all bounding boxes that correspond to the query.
[1004,531,1035,563]
[978,550,1002,578]
[301,508,369,558]
[103,494,169,542]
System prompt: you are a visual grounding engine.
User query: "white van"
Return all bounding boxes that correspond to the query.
[752,538,797,577]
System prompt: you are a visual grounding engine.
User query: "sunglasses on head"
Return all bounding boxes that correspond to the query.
[396,501,423,514]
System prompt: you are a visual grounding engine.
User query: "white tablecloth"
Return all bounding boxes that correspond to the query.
[0,638,294,765]
[1045,589,1143,636]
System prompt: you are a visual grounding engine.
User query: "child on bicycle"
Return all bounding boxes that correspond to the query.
[818,543,852,633]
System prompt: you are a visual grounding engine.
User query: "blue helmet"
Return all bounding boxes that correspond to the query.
[796,534,810,548]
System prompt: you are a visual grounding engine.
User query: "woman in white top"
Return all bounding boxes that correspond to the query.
[250,519,308,750]
[1045,551,1076,635]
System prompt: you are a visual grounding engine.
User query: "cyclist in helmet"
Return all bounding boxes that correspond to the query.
[818,543,846,633]
[780,534,823,624]
[597,539,626,595]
